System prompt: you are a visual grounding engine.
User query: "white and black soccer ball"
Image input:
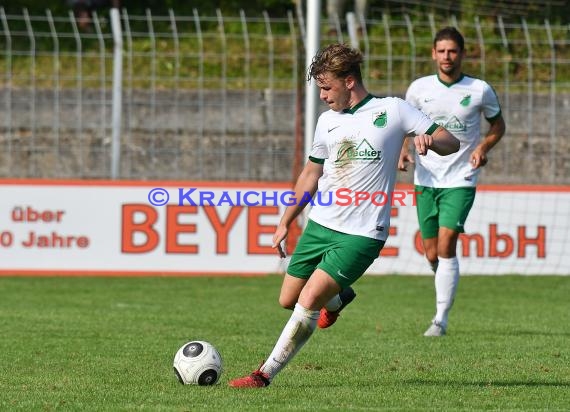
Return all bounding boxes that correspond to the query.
[173,340,223,385]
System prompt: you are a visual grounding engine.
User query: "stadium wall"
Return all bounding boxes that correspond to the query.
[2,179,568,276]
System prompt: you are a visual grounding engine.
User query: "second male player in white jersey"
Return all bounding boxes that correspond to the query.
[400,26,506,337]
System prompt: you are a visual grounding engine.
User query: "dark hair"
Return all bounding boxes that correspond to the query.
[307,43,363,84]
[434,26,465,51]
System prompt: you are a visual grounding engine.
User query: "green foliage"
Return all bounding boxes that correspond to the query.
[0,0,296,17]
[0,275,569,410]
[2,1,569,24]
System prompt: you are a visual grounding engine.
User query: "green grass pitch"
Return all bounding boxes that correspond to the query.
[1,275,569,411]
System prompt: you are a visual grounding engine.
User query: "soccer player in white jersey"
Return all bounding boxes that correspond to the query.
[399,27,506,337]
[229,43,460,388]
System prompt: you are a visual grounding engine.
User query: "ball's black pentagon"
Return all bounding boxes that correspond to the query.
[173,367,185,385]
[198,369,218,386]
[183,341,203,358]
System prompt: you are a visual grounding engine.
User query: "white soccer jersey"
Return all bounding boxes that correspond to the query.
[308,95,437,241]
[406,74,502,188]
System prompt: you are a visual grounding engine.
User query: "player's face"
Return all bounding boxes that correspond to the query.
[432,39,464,80]
[316,72,351,112]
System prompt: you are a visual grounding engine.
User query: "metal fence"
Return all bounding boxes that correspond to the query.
[1,7,569,183]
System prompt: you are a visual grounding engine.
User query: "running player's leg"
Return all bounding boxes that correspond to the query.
[317,231,384,329]
[415,185,440,273]
[229,269,339,388]
[259,231,382,380]
[429,227,460,334]
[279,274,307,309]
[416,185,446,336]
[422,237,439,273]
[427,187,475,336]
[230,226,383,387]
[318,286,356,328]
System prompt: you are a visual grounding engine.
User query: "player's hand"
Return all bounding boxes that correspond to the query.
[272,225,288,258]
[470,149,488,169]
[413,134,433,156]
[398,152,414,171]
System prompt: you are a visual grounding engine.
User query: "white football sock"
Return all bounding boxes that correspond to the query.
[433,256,459,328]
[324,294,342,312]
[260,303,319,381]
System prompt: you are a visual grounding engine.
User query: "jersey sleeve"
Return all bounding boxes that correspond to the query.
[309,116,329,161]
[405,81,420,108]
[397,98,438,136]
[481,82,502,121]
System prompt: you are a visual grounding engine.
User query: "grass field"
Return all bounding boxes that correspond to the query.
[1,275,569,411]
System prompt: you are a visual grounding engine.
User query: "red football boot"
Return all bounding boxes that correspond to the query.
[317,286,356,329]
[228,369,270,388]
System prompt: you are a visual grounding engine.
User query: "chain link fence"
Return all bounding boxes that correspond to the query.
[1,7,569,183]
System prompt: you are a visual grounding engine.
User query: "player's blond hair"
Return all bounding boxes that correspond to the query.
[307,43,363,84]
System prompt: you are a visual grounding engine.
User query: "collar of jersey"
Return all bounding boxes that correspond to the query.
[436,73,465,88]
[342,94,374,114]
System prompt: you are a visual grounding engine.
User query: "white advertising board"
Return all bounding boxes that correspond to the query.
[1,180,568,275]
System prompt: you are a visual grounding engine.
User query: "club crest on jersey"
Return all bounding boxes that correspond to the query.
[373,111,387,128]
[460,94,471,106]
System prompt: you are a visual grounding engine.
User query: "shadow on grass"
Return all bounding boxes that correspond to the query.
[402,378,570,388]
[460,329,570,337]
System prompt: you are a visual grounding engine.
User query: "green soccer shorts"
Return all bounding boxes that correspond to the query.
[415,185,476,239]
[286,219,385,289]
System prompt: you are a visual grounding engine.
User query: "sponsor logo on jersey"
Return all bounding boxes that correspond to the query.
[372,111,387,128]
[335,138,382,165]
[433,115,466,132]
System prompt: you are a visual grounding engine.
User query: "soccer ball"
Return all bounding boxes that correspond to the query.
[173,340,223,385]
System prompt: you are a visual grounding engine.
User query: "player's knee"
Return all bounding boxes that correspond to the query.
[425,249,438,263]
[278,295,296,310]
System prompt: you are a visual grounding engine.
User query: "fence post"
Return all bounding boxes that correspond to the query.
[110,8,123,179]
[474,15,485,77]
[304,0,321,161]
[497,15,510,176]
[263,10,274,131]
[46,10,60,174]
[23,9,36,176]
[122,9,133,178]
[382,13,392,95]
[215,9,226,178]
[92,12,107,177]
[346,12,358,49]
[168,9,180,138]
[404,14,416,82]
[544,19,556,182]
[69,10,84,175]
[194,8,206,176]
[145,9,157,169]
[240,10,252,177]
[0,8,13,171]
[521,18,533,164]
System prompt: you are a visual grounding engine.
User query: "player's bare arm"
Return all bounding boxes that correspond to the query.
[414,126,459,156]
[470,115,506,169]
[272,160,324,257]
